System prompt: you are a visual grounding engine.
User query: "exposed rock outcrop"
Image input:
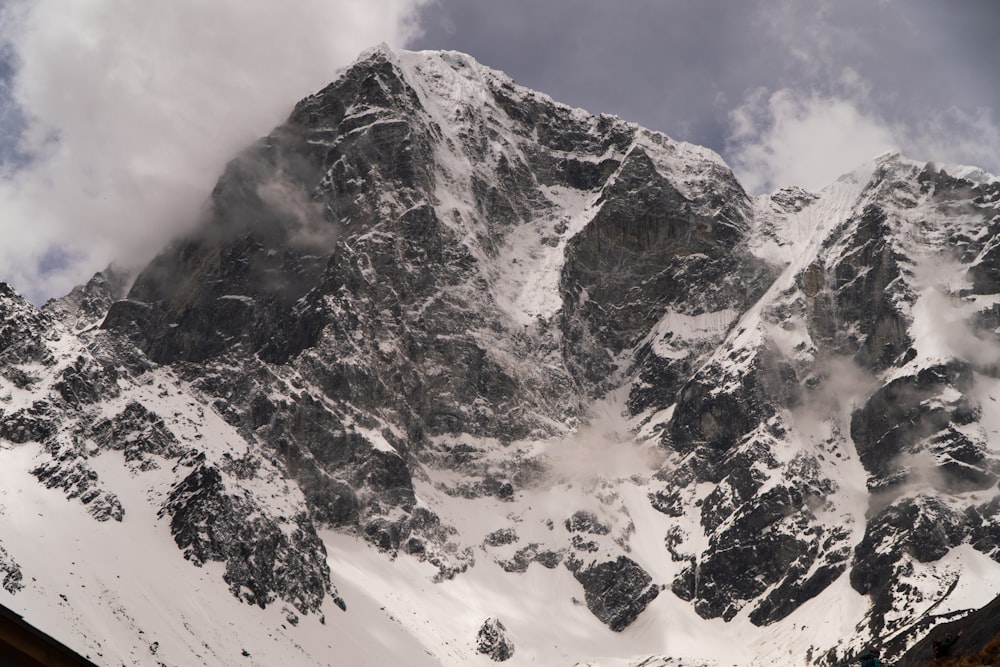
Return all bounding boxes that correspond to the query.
[476,617,514,662]
[571,556,660,632]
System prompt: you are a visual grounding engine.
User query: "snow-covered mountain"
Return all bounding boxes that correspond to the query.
[2,44,1000,665]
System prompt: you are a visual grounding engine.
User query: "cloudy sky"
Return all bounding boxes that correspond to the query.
[0,0,998,302]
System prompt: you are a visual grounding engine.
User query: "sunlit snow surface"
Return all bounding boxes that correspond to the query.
[0,442,415,666]
[0,368,436,666]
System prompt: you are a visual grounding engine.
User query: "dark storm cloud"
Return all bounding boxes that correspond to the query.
[414,0,1000,192]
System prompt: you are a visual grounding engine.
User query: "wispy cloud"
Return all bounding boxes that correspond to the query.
[726,81,897,194]
[0,0,427,302]
[725,0,1000,194]
[726,74,1000,195]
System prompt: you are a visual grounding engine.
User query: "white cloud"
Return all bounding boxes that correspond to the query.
[726,81,1000,195]
[727,0,1000,195]
[0,0,428,302]
[726,84,898,194]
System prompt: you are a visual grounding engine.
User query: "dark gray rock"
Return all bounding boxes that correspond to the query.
[91,401,186,466]
[483,528,517,547]
[498,543,564,573]
[159,460,342,614]
[0,283,57,368]
[851,363,983,488]
[821,204,912,368]
[572,556,660,631]
[31,456,124,522]
[476,617,514,662]
[851,494,968,636]
[0,545,24,594]
[42,265,131,332]
[967,495,1000,560]
[560,146,771,393]
[671,481,846,625]
[0,402,57,444]
[54,355,120,407]
[565,510,611,535]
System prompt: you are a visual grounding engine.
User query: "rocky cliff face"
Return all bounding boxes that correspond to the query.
[1,45,999,666]
[647,158,1000,660]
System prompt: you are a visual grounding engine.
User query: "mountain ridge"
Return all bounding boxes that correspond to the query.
[0,44,998,665]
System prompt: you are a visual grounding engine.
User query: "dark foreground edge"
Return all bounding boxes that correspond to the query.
[0,603,97,667]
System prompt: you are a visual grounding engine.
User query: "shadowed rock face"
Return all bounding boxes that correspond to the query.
[816,204,912,369]
[851,363,983,487]
[894,592,1000,667]
[560,146,772,391]
[571,557,660,632]
[103,52,442,368]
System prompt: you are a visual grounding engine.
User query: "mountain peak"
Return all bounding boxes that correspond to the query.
[352,41,400,66]
[3,44,1000,667]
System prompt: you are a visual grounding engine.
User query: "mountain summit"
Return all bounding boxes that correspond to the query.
[1,45,999,665]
